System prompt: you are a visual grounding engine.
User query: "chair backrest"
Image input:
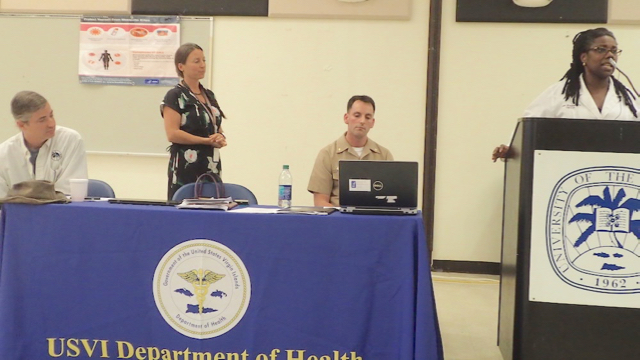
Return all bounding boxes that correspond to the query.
[172,182,258,205]
[87,179,116,198]
[224,183,258,205]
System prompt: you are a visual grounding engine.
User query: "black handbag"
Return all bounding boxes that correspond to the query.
[193,172,226,199]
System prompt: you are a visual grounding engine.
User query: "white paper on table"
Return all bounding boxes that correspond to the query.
[228,207,279,214]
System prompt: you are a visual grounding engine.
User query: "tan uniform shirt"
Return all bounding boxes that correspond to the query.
[307,134,393,206]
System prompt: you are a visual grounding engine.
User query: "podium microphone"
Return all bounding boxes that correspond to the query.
[609,58,640,97]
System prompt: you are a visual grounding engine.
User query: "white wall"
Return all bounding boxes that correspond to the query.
[19,1,640,266]
[85,2,430,202]
[87,153,167,198]
[433,1,640,263]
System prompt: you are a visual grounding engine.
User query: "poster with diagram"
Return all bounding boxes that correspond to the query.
[79,16,180,86]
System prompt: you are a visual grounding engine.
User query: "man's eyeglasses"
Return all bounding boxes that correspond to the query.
[589,46,623,56]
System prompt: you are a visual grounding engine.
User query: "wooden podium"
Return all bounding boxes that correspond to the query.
[498,118,640,360]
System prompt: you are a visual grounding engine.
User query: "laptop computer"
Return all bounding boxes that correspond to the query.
[338,160,418,215]
[108,198,179,206]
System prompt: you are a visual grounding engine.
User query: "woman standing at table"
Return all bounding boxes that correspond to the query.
[492,27,638,161]
[161,43,227,199]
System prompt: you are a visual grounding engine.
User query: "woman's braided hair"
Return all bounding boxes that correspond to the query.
[560,28,637,117]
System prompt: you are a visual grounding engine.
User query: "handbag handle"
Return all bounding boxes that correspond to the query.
[194,172,226,199]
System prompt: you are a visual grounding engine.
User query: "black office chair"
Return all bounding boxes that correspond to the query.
[172,182,258,205]
[87,179,116,198]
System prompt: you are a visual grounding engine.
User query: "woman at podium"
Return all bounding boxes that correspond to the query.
[492,27,638,161]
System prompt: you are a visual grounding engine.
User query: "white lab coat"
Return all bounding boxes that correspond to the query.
[0,126,88,197]
[523,76,638,120]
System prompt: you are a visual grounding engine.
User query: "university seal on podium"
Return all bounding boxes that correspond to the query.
[153,239,251,338]
[546,166,640,294]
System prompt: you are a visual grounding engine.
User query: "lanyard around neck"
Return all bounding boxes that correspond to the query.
[180,82,218,130]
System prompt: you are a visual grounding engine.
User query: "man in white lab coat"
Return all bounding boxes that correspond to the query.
[0,91,87,197]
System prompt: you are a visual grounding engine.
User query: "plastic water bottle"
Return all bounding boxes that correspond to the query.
[278,165,292,208]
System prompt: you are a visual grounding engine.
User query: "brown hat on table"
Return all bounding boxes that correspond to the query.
[0,180,69,204]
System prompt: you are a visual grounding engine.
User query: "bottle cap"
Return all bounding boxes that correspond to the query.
[283,165,289,169]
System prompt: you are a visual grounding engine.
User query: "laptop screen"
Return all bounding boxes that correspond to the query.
[338,160,418,208]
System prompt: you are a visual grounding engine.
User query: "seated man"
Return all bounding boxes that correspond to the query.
[307,95,393,207]
[0,91,87,198]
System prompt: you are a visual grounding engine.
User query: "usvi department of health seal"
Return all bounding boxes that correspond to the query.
[546,166,640,294]
[153,239,251,338]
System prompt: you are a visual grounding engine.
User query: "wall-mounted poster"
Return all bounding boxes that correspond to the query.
[0,0,130,14]
[269,0,411,20]
[79,16,181,86]
[609,0,640,24]
[132,0,268,16]
[456,0,607,23]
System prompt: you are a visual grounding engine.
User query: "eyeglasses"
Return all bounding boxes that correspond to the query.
[589,46,623,56]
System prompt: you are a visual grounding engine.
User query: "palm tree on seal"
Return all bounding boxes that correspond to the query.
[568,187,640,248]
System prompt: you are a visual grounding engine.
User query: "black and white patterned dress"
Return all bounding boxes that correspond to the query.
[161,83,223,200]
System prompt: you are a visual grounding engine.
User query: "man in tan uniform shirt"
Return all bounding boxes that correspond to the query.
[307,95,393,207]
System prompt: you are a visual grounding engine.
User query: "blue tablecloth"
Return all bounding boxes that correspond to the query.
[0,202,442,359]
